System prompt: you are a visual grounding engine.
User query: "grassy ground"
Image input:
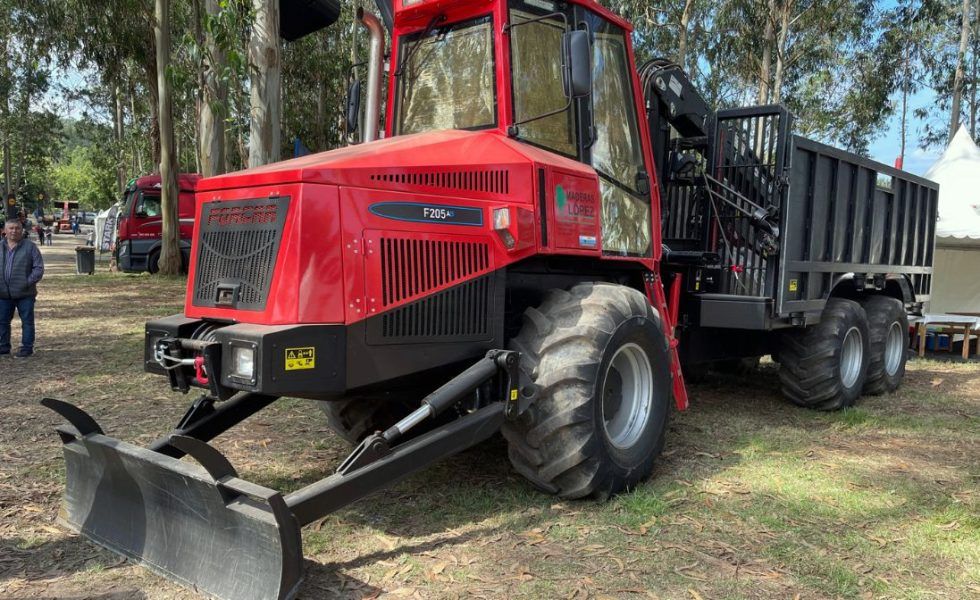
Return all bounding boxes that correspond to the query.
[0,234,977,599]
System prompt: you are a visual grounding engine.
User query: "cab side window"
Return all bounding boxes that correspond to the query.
[137,193,161,218]
[589,19,650,256]
[509,3,577,156]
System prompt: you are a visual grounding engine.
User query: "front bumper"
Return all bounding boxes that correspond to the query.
[145,315,346,399]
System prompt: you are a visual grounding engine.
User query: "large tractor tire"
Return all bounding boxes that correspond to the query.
[777,297,870,410]
[862,296,908,395]
[502,283,671,500]
[319,395,416,445]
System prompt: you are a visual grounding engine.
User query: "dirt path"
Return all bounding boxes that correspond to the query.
[1,240,977,599]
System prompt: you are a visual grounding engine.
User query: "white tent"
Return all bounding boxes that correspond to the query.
[923,126,980,313]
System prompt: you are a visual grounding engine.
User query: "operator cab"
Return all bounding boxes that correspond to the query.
[379,0,656,258]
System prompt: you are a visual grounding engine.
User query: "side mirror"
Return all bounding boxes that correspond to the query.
[346,79,362,136]
[562,29,592,99]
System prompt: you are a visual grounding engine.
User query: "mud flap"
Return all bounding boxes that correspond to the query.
[43,399,303,600]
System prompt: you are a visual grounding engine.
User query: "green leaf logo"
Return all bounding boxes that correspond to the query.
[556,185,567,211]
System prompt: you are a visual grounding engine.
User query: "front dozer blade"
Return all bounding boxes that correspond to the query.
[42,398,302,600]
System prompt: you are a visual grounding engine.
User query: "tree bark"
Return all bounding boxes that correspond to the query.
[248,0,281,167]
[900,55,909,166]
[758,0,777,105]
[144,50,162,168]
[772,0,793,103]
[155,0,181,276]
[971,0,978,138]
[677,0,694,71]
[199,0,227,177]
[0,33,13,202]
[950,0,972,141]
[113,84,127,195]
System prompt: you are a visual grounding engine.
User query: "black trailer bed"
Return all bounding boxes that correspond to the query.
[661,105,938,330]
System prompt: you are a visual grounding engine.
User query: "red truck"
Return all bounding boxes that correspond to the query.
[115,173,201,273]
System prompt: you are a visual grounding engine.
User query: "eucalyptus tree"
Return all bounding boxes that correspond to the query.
[249,0,280,167]
[155,0,181,275]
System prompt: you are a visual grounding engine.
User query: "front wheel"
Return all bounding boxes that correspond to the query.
[147,249,160,274]
[502,283,671,500]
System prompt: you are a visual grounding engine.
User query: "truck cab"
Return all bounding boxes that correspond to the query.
[115,173,201,273]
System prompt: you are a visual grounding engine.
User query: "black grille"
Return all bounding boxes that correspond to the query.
[369,169,510,194]
[192,197,290,311]
[369,274,494,344]
[380,237,490,306]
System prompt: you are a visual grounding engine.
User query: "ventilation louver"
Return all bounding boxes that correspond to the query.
[369,169,510,195]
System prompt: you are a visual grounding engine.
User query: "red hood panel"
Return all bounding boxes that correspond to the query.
[196,130,593,197]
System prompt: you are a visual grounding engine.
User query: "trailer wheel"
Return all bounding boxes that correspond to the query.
[502,283,671,500]
[862,296,908,395]
[777,298,870,410]
[319,396,416,445]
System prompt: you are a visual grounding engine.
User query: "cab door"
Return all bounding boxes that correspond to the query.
[578,9,653,259]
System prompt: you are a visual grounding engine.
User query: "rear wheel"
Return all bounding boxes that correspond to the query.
[777,298,870,410]
[502,283,671,500]
[862,296,908,395]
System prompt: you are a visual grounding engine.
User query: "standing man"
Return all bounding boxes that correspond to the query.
[1,217,44,357]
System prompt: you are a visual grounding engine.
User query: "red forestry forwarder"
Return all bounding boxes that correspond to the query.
[42,1,938,598]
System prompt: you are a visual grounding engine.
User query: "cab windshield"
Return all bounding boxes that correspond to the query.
[396,15,496,134]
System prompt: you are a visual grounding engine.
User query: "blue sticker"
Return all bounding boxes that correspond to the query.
[579,235,597,248]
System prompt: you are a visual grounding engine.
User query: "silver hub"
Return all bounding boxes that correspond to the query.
[602,343,654,449]
[884,321,904,376]
[840,326,864,388]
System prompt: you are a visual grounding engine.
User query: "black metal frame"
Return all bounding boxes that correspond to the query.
[41,349,525,600]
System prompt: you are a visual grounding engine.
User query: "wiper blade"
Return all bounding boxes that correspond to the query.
[395,13,446,77]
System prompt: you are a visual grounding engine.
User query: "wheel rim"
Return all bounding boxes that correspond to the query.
[601,343,654,449]
[840,326,863,388]
[884,321,904,376]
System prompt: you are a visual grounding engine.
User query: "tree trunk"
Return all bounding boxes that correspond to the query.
[144,51,162,168]
[198,0,227,177]
[757,0,777,105]
[949,0,972,141]
[677,0,694,71]
[971,0,978,138]
[248,0,281,168]
[0,34,13,202]
[113,84,127,195]
[900,55,909,167]
[155,0,181,276]
[772,0,793,103]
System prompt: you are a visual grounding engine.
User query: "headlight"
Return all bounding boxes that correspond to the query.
[231,347,255,379]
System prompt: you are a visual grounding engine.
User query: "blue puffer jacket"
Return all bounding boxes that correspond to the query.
[1,238,44,299]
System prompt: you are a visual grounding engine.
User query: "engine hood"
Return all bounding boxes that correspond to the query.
[196,129,593,199]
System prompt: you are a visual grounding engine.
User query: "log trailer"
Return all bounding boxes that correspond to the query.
[42,1,938,598]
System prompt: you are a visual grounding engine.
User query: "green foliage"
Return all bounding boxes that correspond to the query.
[0,0,977,197]
[51,145,117,209]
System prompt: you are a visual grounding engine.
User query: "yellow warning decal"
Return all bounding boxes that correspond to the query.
[788,279,799,292]
[285,347,315,371]
[510,389,519,401]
